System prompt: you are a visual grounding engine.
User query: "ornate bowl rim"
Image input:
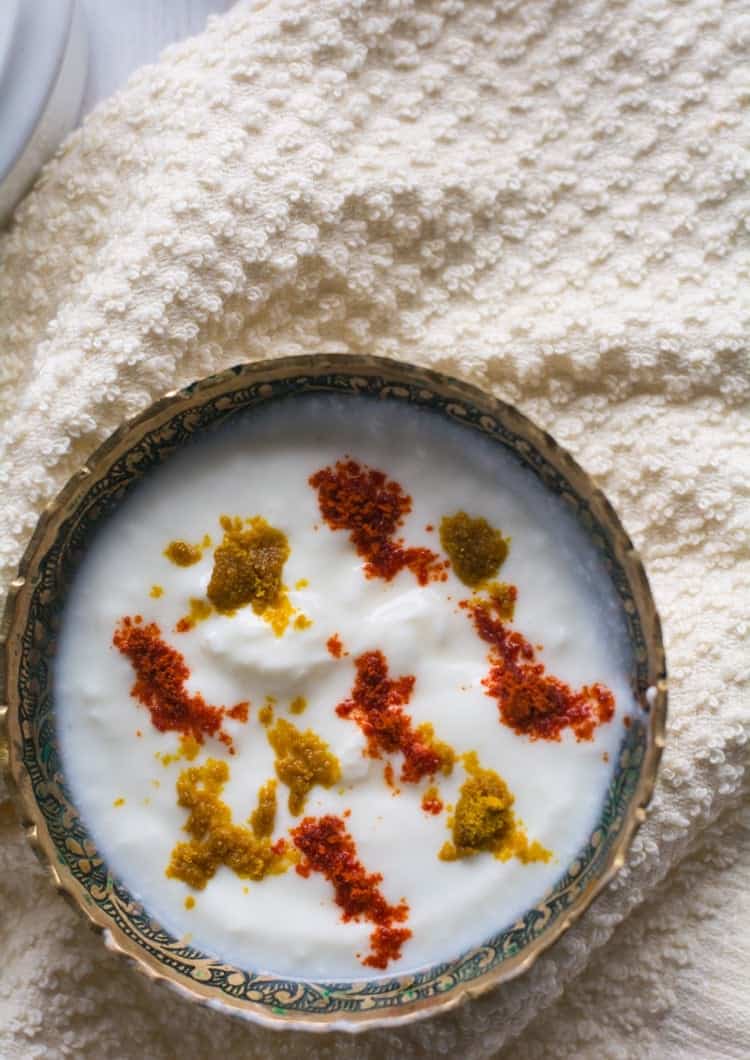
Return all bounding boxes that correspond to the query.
[1,353,667,1033]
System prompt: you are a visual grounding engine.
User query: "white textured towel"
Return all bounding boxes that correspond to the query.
[1,2,748,1057]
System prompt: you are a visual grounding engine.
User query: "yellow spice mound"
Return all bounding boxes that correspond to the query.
[166,759,290,890]
[439,511,509,588]
[439,752,551,864]
[207,516,292,634]
[249,778,278,838]
[267,717,341,815]
[164,518,307,636]
[164,539,203,567]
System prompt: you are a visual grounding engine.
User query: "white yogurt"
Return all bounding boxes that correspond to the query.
[55,394,638,980]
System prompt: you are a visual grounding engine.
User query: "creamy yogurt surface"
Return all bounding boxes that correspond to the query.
[55,393,639,980]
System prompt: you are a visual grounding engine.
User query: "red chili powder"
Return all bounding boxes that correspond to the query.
[326,633,345,658]
[112,616,247,752]
[226,702,250,723]
[465,596,615,741]
[309,460,447,585]
[337,651,450,782]
[421,786,443,815]
[292,814,411,970]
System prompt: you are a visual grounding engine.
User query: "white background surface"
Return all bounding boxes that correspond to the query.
[79,0,234,116]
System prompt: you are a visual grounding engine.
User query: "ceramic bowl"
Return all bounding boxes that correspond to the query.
[1,354,667,1032]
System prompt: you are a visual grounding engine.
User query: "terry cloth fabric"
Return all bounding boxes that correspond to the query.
[0,2,748,1057]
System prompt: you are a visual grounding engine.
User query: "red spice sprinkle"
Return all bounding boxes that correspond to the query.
[337,651,451,782]
[227,702,250,723]
[113,616,247,752]
[421,787,443,815]
[326,633,346,659]
[292,815,411,969]
[465,596,615,742]
[309,460,447,585]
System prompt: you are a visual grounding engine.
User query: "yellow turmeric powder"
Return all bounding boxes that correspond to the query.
[267,717,341,815]
[166,760,291,890]
[439,752,551,864]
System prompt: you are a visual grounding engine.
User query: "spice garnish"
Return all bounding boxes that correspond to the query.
[249,779,278,838]
[157,732,201,767]
[310,460,447,584]
[292,814,411,969]
[421,786,443,815]
[439,752,550,863]
[484,581,517,621]
[267,717,341,815]
[207,516,293,635]
[258,702,274,727]
[326,633,346,658]
[466,594,615,741]
[113,616,247,752]
[175,596,212,633]
[164,540,203,567]
[336,651,455,782]
[440,512,509,587]
[167,760,291,890]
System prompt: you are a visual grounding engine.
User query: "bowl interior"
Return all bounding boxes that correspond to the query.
[2,355,666,1031]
